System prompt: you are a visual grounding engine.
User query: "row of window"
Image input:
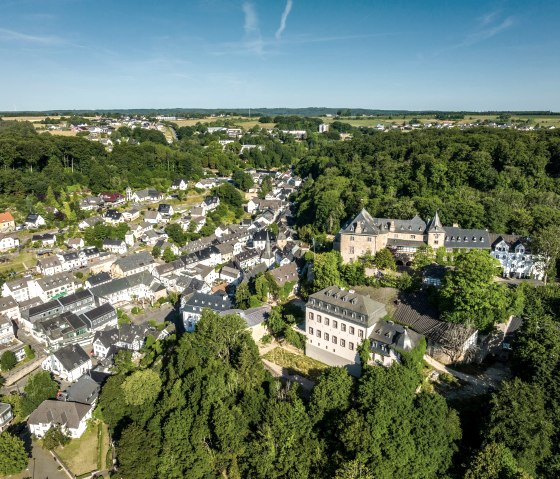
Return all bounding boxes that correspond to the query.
[308,313,364,337]
[308,327,355,350]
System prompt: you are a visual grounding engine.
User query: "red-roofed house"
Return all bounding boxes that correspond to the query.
[0,212,15,233]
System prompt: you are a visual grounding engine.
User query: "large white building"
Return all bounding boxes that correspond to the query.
[490,235,545,280]
[305,286,389,375]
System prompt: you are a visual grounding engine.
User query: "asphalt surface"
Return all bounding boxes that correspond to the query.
[7,427,69,479]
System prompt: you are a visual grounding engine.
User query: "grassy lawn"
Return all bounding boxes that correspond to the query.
[263,347,328,381]
[0,250,36,273]
[56,421,110,476]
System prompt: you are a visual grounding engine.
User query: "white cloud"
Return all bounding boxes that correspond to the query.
[463,16,515,46]
[0,27,62,45]
[276,0,293,40]
[241,1,263,54]
[242,1,259,34]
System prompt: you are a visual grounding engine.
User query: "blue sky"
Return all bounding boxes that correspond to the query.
[0,0,559,111]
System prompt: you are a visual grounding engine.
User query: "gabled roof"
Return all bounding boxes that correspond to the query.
[113,252,154,272]
[0,212,14,222]
[59,375,99,405]
[341,208,382,235]
[28,400,91,430]
[52,344,90,371]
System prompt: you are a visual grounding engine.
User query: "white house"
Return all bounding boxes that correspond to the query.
[0,316,15,345]
[41,343,92,382]
[25,214,46,229]
[171,179,188,190]
[28,400,92,439]
[102,239,128,255]
[0,233,19,252]
[491,235,545,280]
[36,256,63,276]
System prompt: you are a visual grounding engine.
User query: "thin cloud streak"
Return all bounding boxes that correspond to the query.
[462,16,515,47]
[241,1,263,54]
[242,1,258,34]
[275,0,293,40]
[0,27,63,45]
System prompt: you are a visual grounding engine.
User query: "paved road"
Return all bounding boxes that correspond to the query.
[8,429,70,479]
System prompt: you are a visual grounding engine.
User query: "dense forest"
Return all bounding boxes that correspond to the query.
[98,310,461,479]
[293,128,560,236]
[100,283,560,479]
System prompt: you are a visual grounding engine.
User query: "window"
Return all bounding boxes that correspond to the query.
[308,327,314,335]
[349,326,355,335]
[308,312,314,320]
[349,246,355,254]
[324,333,329,341]
[325,317,330,326]
[316,330,321,338]
[332,336,337,344]
[333,320,338,329]
[317,315,322,323]
[367,237,372,242]
[358,329,364,339]
[341,323,346,332]
[349,342,354,350]
[340,339,346,347]
[350,236,355,241]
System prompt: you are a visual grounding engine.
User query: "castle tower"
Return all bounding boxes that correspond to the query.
[426,211,444,248]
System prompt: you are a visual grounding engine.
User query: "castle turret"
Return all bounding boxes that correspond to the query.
[426,211,444,248]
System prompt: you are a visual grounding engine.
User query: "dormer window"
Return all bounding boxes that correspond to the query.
[480,237,484,242]
[463,236,468,242]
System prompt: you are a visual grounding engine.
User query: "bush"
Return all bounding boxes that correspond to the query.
[0,351,17,371]
[284,327,306,350]
[261,334,272,345]
[24,345,35,360]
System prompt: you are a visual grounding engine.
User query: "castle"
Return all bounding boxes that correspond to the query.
[335,209,489,264]
[335,209,544,280]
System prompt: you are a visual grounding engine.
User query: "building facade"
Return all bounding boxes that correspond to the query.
[336,209,489,264]
[305,286,388,375]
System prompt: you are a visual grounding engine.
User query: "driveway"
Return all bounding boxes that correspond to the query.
[8,429,70,479]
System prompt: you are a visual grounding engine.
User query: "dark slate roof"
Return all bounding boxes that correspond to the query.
[102,239,125,247]
[89,270,153,298]
[0,295,17,312]
[158,204,173,214]
[25,213,41,223]
[369,319,423,352]
[268,262,298,286]
[308,286,387,327]
[58,289,94,307]
[177,276,206,293]
[59,374,100,405]
[52,344,90,371]
[86,272,112,287]
[394,294,477,348]
[104,209,122,220]
[79,303,116,327]
[444,227,490,249]
[182,292,233,313]
[36,272,75,291]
